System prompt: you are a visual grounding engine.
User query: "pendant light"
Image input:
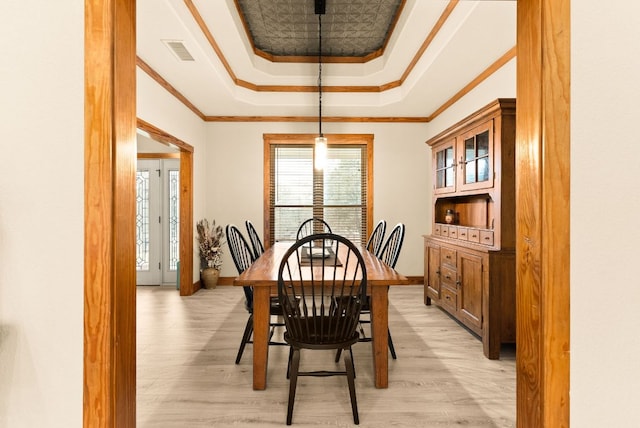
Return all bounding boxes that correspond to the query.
[314,0,327,170]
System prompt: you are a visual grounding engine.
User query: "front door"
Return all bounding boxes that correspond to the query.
[136,158,180,286]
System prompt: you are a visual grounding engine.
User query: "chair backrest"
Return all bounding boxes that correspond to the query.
[278,233,367,346]
[225,224,256,310]
[296,217,332,241]
[378,223,405,269]
[245,220,264,259]
[365,219,386,257]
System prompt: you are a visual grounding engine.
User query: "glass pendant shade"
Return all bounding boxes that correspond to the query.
[314,136,327,170]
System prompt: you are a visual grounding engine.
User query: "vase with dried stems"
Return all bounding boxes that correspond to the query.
[196,218,225,289]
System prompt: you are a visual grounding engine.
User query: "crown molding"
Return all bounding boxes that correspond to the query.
[183,0,458,93]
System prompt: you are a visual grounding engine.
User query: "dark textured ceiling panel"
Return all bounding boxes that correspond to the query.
[236,0,403,57]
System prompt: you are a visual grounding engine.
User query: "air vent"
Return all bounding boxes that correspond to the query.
[162,40,195,61]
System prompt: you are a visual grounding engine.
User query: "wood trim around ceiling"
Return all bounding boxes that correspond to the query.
[201,45,515,123]
[138,45,515,124]
[137,118,195,152]
[399,0,458,83]
[139,1,513,124]
[232,0,407,65]
[183,0,458,93]
[136,56,206,120]
[204,115,429,123]
[427,46,517,120]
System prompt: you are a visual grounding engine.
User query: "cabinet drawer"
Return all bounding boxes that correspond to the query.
[441,247,457,266]
[480,230,494,246]
[441,286,457,312]
[440,226,449,238]
[441,265,457,286]
[448,226,458,239]
[434,224,442,236]
[457,227,468,241]
[468,228,481,243]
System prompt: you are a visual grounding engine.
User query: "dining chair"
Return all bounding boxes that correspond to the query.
[278,233,366,425]
[372,222,405,359]
[365,219,386,257]
[377,223,405,271]
[245,220,264,260]
[337,222,405,361]
[225,224,288,364]
[295,217,332,240]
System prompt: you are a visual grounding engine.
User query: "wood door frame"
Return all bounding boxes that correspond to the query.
[515,1,570,427]
[136,119,195,296]
[83,0,570,426]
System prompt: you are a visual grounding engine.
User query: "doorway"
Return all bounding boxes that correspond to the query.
[83,0,569,425]
[136,158,180,286]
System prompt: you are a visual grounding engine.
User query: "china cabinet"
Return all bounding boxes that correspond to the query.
[424,99,516,359]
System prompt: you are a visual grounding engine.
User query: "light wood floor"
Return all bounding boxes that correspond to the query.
[137,285,515,427]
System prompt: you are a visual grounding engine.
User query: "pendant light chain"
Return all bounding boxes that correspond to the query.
[314,0,327,171]
[318,12,323,137]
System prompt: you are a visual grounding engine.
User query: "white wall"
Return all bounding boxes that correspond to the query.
[0,2,84,426]
[425,59,517,141]
[137,69,209,281]
[207,121,431,278]
[572,1,640,426]
[137,133,180,153]
[8,1,636,426]
[206,58,516,280]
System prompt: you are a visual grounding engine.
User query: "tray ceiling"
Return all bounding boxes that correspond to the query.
[136,0,517,118]
[236,0,403,58]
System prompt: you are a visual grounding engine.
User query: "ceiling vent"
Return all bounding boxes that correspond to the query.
[162,40,195,61]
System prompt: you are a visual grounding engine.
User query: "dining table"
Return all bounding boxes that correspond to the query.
[233,241,410,390]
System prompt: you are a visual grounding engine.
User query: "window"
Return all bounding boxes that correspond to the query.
[264,134,373,246]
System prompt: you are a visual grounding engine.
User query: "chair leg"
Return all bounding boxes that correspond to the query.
[286,346,293,379]
[349,346,356,379]
[388,329,397,360]
[235,315,253,364]
[358,320,367,339]
[286,348,301,425]
[335,348,342,363]
[343,347,359,425]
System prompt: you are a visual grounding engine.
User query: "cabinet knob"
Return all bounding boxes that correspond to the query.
[436,270,441,275]
[457,279,461,286]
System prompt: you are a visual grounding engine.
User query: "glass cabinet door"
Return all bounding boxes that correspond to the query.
[433,139,456,194]
[459,122,494,191]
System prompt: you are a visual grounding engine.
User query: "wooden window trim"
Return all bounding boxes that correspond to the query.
[263,134,374,247]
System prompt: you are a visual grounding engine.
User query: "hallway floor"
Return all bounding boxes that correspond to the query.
[137,285,515,427]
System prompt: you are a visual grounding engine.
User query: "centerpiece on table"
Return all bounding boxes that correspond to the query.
[196,218,225,289]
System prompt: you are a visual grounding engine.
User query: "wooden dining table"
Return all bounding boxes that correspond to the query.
[234,241,410,390]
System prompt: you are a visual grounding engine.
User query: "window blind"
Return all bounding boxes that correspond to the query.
[269,142,368,245]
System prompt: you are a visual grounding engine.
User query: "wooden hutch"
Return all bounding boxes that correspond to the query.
[424,98,516,359]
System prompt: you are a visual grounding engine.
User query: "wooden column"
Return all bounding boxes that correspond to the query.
[516,0,570,427]
[84,0,137,426]
[180,150,195,295]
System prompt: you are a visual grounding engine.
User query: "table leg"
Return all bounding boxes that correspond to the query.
[252,287,270,390]
[370,286,389,388]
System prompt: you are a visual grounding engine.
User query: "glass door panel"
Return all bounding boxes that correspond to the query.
[434,140,456,194]
[459,123,494,191]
